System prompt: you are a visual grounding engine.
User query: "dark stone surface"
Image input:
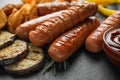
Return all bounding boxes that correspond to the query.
[0,0,120,80]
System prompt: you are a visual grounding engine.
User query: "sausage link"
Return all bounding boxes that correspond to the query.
[15,2,71,40]
[29,2,98,46]
[2,2,70,17]
[15,10,64,40]
[48,17,100,62]
[37,2,70,16]
[85,11,120,53]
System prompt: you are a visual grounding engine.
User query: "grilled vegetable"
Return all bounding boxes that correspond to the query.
[0,40,28,65]
[0,31,16,49]
[98,5,116,16]
[85,0,120,5]
[5,43,45,75]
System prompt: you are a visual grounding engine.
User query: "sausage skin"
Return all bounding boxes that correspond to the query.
[37,2,70,16]
[15,2,71,40]
[85,11,120,53]
[48,17,100,62]
[29,2,98,46]
[15,10,65,40]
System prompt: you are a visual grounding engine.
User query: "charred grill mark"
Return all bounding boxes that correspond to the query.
[29,2,98,46]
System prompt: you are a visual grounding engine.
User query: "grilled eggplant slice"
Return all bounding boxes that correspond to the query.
[0,31,16,49]
[0,40,28,65]
[5,43,45,75]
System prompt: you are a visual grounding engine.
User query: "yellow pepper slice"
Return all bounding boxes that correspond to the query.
[85,0,120,4]
[98,5,116,16]
[116,0,120,3]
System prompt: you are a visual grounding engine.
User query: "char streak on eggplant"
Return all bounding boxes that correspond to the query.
[4,43,45,75]
[0,40,28,65]
[0,31,16,49]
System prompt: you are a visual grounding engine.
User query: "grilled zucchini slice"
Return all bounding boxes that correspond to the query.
[5,43,45,75]
[0,31,16,49]
[0,40,28,65]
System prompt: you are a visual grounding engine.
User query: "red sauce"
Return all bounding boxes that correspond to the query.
[104,28,120,52]
[103,27,120,67]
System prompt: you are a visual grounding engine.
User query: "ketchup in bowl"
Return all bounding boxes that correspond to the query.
[103,27,120,67]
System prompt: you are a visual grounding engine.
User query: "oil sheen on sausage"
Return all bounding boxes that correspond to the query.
[85,11,120,53]
[37,2,70,16]
[48,17,100,62]
[15,10,65,40]
[16,2,71,40]
[29,2,98,46]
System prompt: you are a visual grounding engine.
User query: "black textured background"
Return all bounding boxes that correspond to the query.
[0,0,120,80]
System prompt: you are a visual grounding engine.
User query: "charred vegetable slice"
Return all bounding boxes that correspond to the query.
[0,31,16,49]
[0,40,28,65]
[5,43,45,75]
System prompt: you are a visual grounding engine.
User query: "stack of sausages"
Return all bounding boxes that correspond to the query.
[16,1,120,63]
[48,17,100,62]
[15,1,101,62]
[85,11,120,53]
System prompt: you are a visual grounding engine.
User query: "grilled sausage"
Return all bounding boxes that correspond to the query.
[85,11,120,53]
[48,17,100,62]
[14,2,70,40]
[2,2,69,17]
[15,11,65,40]
[29,2,98,46]
[16,2,97,40]
[37,2,70,16]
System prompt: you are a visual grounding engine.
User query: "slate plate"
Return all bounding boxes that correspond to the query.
[0,0,120,80]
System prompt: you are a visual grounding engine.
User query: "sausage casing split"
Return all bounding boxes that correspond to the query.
[48,17,100,62]
[85,11,120,53]
[29,2,98,46]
